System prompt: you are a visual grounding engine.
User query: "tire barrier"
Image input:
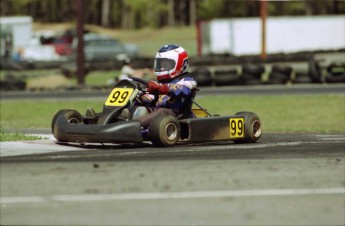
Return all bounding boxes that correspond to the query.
[191,59,345,87]
[242,64,265,76]
[268,65,292,84]
[293,72,313,84]
[213,69,240,86]
[325,62,345,83]
[308,59,323,83]
[241,64,265,85]
[0,74,26,91]
[2,55,344,91]
[190,67,213,86]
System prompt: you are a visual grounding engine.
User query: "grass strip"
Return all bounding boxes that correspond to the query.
[1,94,344,133]
[0,131,44,142]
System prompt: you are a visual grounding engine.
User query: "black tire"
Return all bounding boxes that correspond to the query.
[195,73,213,86]
[190,67,212,86]
[270,72,291,80]
[214,69,238,76]
[293,72,312,84]
[14,80,26,90]
[326,62,345,74]
[240,73,264,85]
[214,70,240,86]
[234,111,262,143]
[271,65,293,75]
[325,63,345,83]
[308,59,322,83]
[51,109,83,133]
[242,64,265,77]
[268,78,286,85]
[241,73,260,80]
[149,115,180,147]
[242,78,264,85]
[269,72,291,84]
[325,73,345,83]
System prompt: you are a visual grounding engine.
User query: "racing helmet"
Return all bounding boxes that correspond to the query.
[154,44,189,82]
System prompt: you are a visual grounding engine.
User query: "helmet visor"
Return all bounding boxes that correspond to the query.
[154,58,176,72]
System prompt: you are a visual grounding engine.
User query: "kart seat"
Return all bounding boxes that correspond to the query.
[176,88,198,119]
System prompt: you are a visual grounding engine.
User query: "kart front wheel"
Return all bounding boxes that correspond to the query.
[51,109,83,133]
[65,110,84,124]
[149,115,180,147]
[234,111,262,143]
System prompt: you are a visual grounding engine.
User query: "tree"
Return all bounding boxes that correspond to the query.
[167,0,175,26]
[189,0,196,25]
[0,0,344,29]
[101,0,110,27]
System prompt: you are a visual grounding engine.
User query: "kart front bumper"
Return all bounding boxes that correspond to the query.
[53,116,143,144]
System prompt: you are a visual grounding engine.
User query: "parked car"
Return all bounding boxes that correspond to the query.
[71,33,138,62]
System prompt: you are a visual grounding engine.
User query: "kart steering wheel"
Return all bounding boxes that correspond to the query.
[129,76,148,87]
[129,76,159,105]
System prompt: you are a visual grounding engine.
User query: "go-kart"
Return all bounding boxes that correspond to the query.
[52,77,262,147]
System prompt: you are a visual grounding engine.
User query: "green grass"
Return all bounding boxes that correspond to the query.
[85,70,120,86]
[195,95,345,133]
[0,100,104,130]
[0,131,44,142]
[1,95,344,134]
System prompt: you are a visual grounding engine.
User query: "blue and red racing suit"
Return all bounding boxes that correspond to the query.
[140,75,197,127]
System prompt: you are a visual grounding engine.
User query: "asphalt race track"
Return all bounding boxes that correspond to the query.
[1,133,345,225]
[1,84,345,225]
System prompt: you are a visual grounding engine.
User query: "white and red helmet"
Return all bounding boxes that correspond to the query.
[154,44,189,82]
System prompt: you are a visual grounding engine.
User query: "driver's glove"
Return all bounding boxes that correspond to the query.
[147,81,169,94]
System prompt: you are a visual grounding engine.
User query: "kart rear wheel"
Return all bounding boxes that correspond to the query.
[149,115,180,147]
[234,111,262,143]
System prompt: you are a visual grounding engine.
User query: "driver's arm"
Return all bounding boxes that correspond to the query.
[147,77,197,97]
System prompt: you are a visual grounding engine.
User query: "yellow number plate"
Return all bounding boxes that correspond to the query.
[105,88,134,107]
[229,118,245,138]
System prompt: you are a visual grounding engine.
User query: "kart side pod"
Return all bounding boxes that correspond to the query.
[179,112,262,143]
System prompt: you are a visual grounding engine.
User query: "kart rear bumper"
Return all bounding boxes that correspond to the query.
[53,116,143,143]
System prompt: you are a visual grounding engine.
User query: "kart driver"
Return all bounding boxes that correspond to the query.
[139,44,197,127]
